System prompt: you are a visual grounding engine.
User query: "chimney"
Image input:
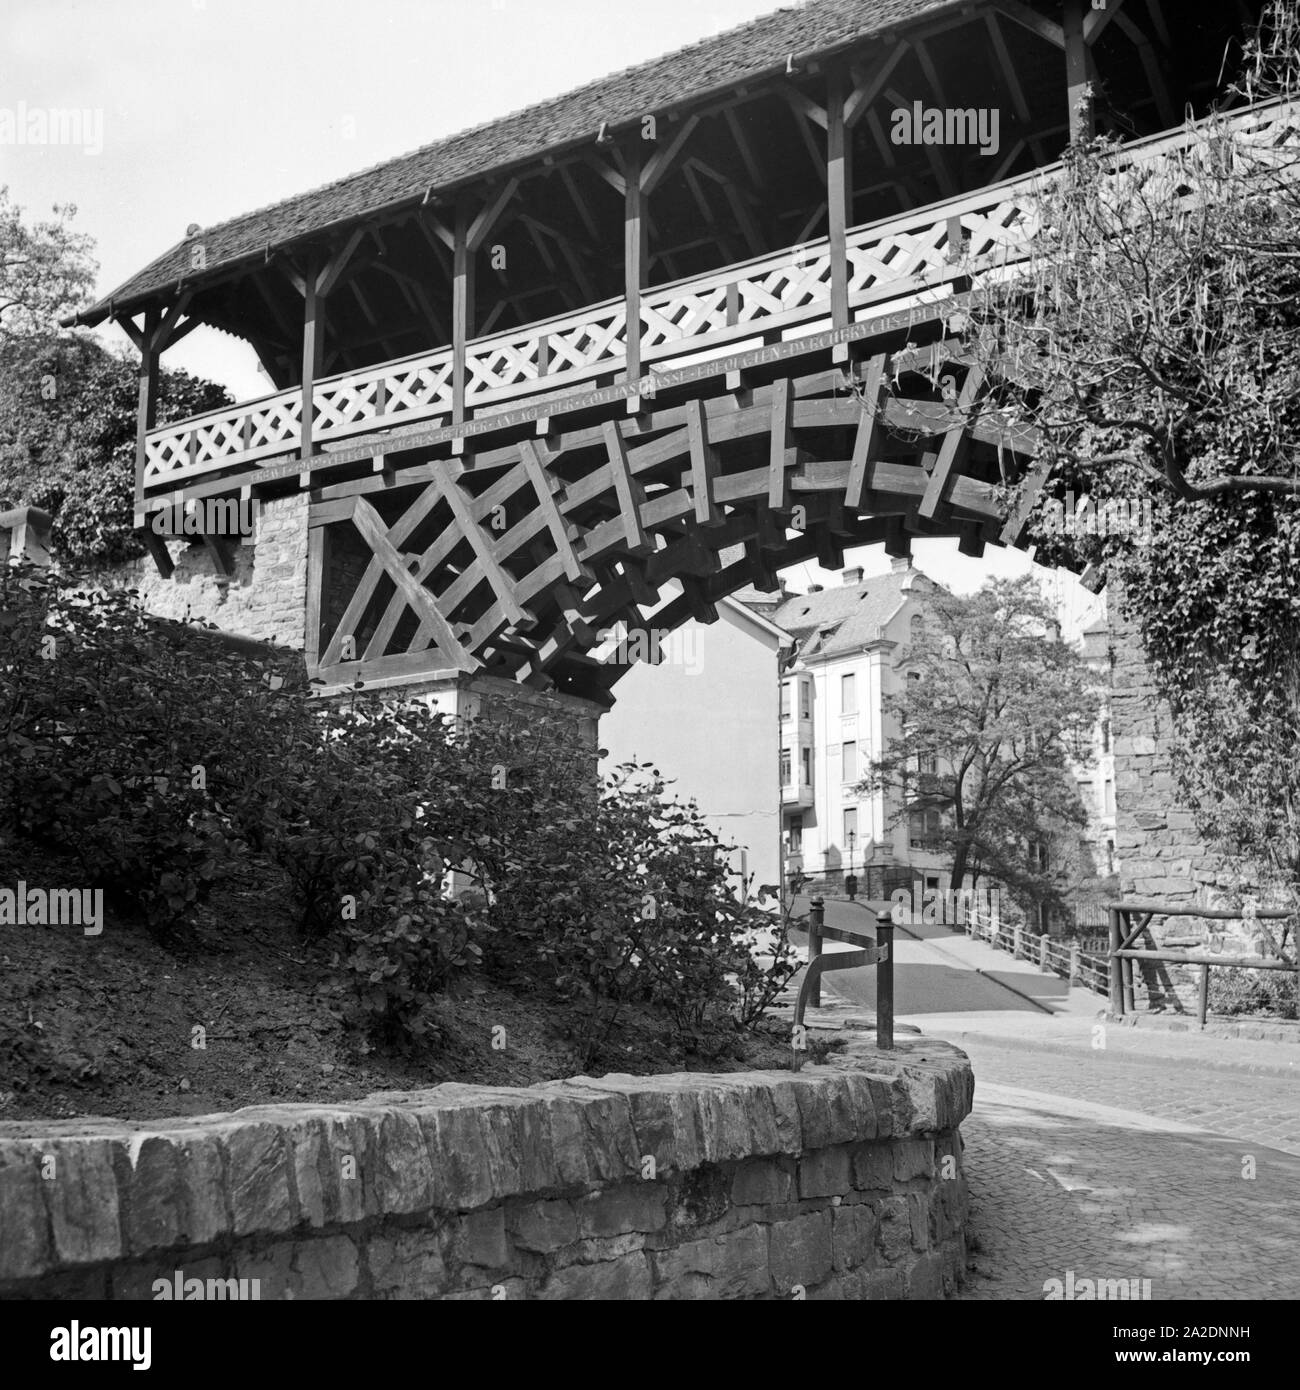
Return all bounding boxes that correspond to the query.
[841,567,864,586]
[890,555,913,573]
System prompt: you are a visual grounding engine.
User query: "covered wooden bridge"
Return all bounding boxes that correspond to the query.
[64,0,1278,703]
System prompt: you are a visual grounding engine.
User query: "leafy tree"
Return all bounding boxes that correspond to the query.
[0,186,229,564]
[0,187,94,341]
[953,0,1300,906]
[0,335,229,565]
[861,577,1102,920]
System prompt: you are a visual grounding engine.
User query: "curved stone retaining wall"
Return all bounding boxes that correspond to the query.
[0,1035,973,1301]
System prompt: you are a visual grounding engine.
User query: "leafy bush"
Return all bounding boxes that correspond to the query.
[1,562,797,1061]
[1208,967,1299,1021]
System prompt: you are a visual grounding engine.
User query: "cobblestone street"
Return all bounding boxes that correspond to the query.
[806,897,1300,1300]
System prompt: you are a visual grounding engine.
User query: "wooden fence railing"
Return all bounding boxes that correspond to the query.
[964,903,1110,996]
[139,98,1300,493]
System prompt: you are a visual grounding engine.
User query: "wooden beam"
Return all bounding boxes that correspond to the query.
[782,83,827,131]
[844,42,910,129]
[518,439,587,583]
[351,496,477,671]
[1064,0,1094,142]
[317,226,368,298]
[724,107,766,190]
[920,365,984,519]
[467,178,519,252]
[300,258,324,469]
[624,143,647,389]
[304,523,329,669]
[684,399,720,526]
[845,354,888,510]
[994,0,1065,49]
[1114,10,1175,128]
[430,460,532,630]
[785,90,829,185]
[1084,0,1128,45]
[133,307,161,510]
[640,114,700,196]
[452,200,475,426]
[769,377,795,511]
[827,64,852,330]
[201,533,235,578]
[603,420,652,554]
[139,525,174,580]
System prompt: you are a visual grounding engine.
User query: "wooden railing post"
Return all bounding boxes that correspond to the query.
[876,909,894,1051]
[301,263,324,473]
[1108,907,1124,1015]
[826,63,852,331]
[624,143,647,398]
[453,201,475,427]
[1038,933,1049,971]
[807,895,824,1009]
[1070,942,1081,986]
[1198,962,1210,1030]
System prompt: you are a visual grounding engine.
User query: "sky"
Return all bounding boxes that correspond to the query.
[0,0,1101,635]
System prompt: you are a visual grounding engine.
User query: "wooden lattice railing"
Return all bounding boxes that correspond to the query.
[141,99,1299,491]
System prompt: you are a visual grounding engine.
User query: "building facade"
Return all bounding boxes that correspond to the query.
[771,559,948,897]
[598,588,793,898]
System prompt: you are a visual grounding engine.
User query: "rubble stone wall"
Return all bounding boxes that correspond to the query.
[0,1037,973,1301]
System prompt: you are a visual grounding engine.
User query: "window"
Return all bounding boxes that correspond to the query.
[843,807,858,844]
[1105,839,1116,876]
[841,672,856,715]
[780,682,791,720]
[909,809,941,847]
[799,680,812,719]
[780,748,791,786]
[801,747,812,786]
[1104,778,1115,816]
[842,740,858,782]
[1100,717,1111,753]
[788,816,803,853]
[915,751,937,777]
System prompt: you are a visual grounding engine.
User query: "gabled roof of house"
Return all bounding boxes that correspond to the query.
[74,0,962,326]
[773,565,942,658]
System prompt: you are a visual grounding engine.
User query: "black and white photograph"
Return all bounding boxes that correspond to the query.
[1,0,1296,1354]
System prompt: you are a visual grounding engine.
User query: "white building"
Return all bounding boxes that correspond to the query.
[598,586,794,899]
[769,558,949,898]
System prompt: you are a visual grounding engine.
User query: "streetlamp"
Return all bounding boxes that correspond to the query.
[845,828,858,899]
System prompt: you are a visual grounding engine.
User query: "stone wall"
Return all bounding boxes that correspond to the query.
[96,494,310,650]
[1106,588,1247,1011]
[0,1036,973,1301]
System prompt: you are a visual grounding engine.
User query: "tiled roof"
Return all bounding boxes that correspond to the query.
[77,0,962,324]
[773,565,942,657]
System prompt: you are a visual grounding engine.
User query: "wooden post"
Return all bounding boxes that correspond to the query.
[1070,942,1081,986]
[877,909,895,1051]
[453,200,475,426]
[1122,933,1136,1014]
[1108,907,1124,1015]
[1038,933,1049,971]
[1198,963,1210,1030]
[134,308,162,510]
[1013,922,1023,959]
[807,895,824,1009]
[301,264,324,468]
[826,64,853,331]
[624,144,647,394]
[1064,0,1094,143]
